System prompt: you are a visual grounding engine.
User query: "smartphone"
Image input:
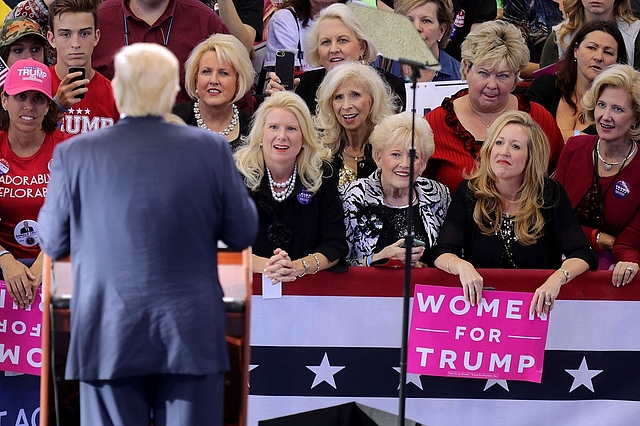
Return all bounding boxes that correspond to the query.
[275,50,295,90]
[400,238,426,248]
[68,67,86,99]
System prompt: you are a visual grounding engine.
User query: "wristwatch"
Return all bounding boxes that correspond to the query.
[299,259,310,277]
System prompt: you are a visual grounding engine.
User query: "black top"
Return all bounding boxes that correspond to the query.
[445,0,498,61]
[172,101,252,152]
[526,74,596,135]
[331,142,377,182]
[295,67,406,115]
[430,178,598,270]
[249,164,348,266]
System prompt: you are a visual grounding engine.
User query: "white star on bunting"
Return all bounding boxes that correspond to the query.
[306,352,345,389]
[484,380,509,391]
[393,367,423,390]
[565,356,603,392]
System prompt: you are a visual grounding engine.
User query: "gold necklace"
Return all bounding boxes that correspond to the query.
[467,97,508,134]
[343,148,364,162]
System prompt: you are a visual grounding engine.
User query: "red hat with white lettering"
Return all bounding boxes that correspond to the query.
[4,58,53,100]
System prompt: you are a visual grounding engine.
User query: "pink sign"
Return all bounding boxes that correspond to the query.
[0,280,43,375]
[407,284,549,383]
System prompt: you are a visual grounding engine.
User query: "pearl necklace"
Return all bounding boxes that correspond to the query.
[193,100,239,136]
[266,162,298,202]
[596,139,637,171]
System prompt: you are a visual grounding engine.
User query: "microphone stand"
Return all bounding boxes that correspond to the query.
[397,59,426,426]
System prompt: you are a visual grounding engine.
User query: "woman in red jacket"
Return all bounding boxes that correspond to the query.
[555,63,640,287]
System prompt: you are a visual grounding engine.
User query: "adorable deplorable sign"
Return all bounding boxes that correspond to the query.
[407,285,549,383]
[0,280,43,375]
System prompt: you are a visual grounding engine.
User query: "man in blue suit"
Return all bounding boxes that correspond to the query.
[38,43,258,426]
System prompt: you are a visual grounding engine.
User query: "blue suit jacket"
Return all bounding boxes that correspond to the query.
[38,116,258,381]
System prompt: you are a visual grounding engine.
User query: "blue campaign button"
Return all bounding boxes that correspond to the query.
[614,180,631,198]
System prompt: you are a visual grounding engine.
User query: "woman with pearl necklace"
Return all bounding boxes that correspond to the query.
[235,91,348,282]
[173,34,254,152]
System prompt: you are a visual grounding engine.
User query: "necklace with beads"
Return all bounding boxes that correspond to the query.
[596,139,637,171]
[266,162,298,202]
[193,100,239,136]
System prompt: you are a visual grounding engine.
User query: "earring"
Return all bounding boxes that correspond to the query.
[260,142,263,147]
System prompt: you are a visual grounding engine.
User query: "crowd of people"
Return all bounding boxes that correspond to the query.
[2,0,639,330]
[2,0,640,423]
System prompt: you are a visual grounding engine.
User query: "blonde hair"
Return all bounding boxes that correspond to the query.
[184,34,255,103]
[369,111,435,165]
[467,111,550,246]
[394,0,454,49]
[557,0,636,49]
[164,113,187,125]
[314,62,396,156]
[583,63,640,141]
[112,43,179,117]
[459,20,529,84]
[235,91,330,193]
[304,3,378,68]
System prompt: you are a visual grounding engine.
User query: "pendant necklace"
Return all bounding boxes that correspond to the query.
[468,97,508,134]
[596,139,636,171]
[342,148,364,162]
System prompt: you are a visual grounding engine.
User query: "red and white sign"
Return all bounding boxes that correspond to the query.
[0,280,43,375]
[408,285,549,383]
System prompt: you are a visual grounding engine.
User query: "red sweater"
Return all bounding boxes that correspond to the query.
[424,89,564,195]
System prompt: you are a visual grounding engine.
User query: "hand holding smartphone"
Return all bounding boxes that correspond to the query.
[68,67,86,99]
[400,238,426,248]
[275,50,295,90]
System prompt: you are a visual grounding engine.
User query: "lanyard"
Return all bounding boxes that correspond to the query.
[123,13,174,46]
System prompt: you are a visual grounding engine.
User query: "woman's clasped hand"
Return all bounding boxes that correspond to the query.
[264,248,298,283]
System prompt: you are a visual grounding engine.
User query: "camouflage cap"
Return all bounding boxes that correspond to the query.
[0,18,48,48]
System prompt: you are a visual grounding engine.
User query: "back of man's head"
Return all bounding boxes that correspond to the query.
[112,43,179,117]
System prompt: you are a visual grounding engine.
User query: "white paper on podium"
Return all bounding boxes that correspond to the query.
[405,79,468,116]
[262,274,282,299]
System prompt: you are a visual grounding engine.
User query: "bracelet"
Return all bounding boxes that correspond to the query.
[299,259,310,277]
[446,255,456,274]
[0,250,10,257]
[595,231,602,246]
[559,269,570,284]
[366,254,374,267]
[53,97,69,113]
[309,253,320,274]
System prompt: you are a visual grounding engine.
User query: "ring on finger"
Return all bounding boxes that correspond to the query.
[469,289,476,295]
[627,266,634,273]
[544,301,552,306]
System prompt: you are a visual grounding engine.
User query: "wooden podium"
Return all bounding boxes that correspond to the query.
[40,249,253,426]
